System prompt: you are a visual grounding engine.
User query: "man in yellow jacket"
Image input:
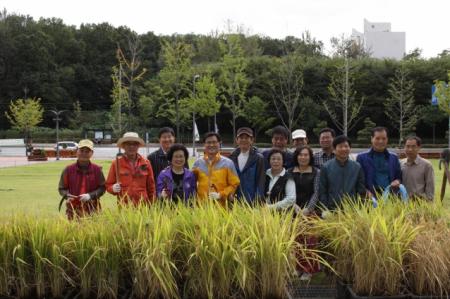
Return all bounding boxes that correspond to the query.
[193,132,240,206]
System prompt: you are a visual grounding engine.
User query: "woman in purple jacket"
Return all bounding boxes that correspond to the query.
[156,144,196,203]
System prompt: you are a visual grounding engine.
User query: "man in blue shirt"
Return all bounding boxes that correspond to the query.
[356,127,402,196]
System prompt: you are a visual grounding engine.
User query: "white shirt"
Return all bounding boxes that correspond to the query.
[265,168,296,210]
[238,150,249,171]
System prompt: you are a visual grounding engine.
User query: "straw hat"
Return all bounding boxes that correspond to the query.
[117,132,145,148]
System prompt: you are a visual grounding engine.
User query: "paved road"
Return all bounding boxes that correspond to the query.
[0,144,446,161]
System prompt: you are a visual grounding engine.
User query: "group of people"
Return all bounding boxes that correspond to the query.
[58,125,435,220]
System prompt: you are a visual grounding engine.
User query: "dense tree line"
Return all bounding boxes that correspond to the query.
[1,9,450,143]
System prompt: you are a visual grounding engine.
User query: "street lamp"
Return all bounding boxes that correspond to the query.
[192,74,200,157]
[49,109,66,161]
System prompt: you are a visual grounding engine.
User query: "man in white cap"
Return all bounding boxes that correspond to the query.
[58,139,105,220]
[106,132,156,206]
[292,129,308,149]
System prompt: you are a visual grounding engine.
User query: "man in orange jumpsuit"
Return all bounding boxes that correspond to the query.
[106,132,156,206]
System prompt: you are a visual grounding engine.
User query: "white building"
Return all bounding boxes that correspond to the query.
[352,19,405,60]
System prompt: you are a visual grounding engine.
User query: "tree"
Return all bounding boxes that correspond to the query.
[109,66,131,136]
[323,59,364,136]
[116,38,147,118]
[357,118,376,144]
[330,34,370,59]
[270,52,306,139]
[384,67,419,146]
[218,34,248,141]
[435,71,450,147]
[242,96,275,139]
[5,98,43,141]
[420,105,447,144]
[313,120,328,138]
[159,39,193,137]
[179,74,221,126]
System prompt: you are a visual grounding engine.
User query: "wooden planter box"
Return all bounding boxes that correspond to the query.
[44,149,77,158]
[27,149,48,161]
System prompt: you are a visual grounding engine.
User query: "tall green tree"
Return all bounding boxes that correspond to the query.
[180,75,220,119]
[5,98,44,141]
[218,34,249,141]
[384,67,419,145]
[159,39,193,137]
[242,96,275,140]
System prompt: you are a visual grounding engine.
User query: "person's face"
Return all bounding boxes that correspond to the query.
[123,142,140,156]
[319,132,334,150]
[297,148,311,167]
[335,142,351,160]
[404,139,420,159]
[171,150,186,168]
[272,134,288,149]
[236,134,253,151]
[270,153,284,172]
[371,130,388,152]
[160,132,175,151]
[77,147,93,163]
[204,136,220,156]
[293,138,307,148]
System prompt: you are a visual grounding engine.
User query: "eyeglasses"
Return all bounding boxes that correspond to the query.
[205,141,219,145]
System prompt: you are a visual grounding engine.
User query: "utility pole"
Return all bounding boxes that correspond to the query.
[49,110,66,161]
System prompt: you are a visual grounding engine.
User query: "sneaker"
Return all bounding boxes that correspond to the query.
[300,273,312,281]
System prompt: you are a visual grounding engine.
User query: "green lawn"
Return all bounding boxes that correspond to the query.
[0,159,449,217]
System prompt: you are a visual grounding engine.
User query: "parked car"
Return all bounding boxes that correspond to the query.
[55,141,78,151]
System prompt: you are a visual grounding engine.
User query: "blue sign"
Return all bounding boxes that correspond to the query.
[432,85,438,106]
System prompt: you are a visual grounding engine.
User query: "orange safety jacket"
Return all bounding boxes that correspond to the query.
[106,154,156,206]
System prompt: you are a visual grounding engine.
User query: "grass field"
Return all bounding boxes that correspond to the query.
[0,159,449,217]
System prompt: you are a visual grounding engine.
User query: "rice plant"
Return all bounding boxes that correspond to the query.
[0,200,310,298]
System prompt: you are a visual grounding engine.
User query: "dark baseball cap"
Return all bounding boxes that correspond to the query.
[236,127,254,137]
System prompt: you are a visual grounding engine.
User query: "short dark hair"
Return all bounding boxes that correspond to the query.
[203,132,222,143]
[333,135,352,148]
[371,127,388,137]
[271,125,290,139]
[267,148,284,164]
[319,128,336,138]
[293,145,314,167]
[167,143,189,162]
[158,127,175,138]
[405,135,422,146]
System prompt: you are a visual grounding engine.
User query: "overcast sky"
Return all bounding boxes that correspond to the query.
[2,0,449,57]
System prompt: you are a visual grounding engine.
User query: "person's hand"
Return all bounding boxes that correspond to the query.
[112,183,121,193]
[302,208,311,217]
[390,180,400,188]
[209,192,220,200]
[321,210,332,219]
[79,193,91,202]
[161,190,169,198]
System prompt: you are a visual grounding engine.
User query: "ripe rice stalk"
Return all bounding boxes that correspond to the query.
[406,221,450,296]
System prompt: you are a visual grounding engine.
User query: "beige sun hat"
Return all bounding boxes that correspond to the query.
[117,132,145,148]
[78,139,94,150]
